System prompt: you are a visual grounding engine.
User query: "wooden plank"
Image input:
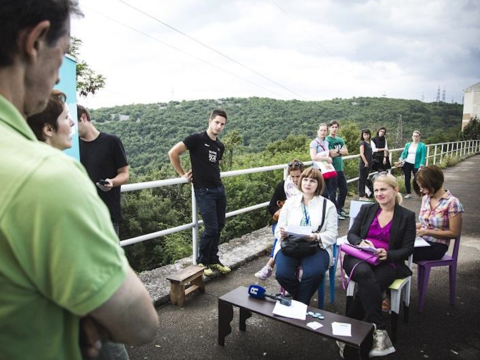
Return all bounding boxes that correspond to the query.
[166,265,204,283]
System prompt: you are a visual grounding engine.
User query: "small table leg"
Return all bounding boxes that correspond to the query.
[239,307,252,332]
[218,299,234,346]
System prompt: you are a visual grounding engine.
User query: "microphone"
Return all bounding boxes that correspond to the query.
[248,285,292,306]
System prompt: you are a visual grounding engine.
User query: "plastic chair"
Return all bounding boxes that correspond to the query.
[345,254,413,344]
[318,244,338,309]
[414,235,461,313]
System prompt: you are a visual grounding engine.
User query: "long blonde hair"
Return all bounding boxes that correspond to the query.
[373,173,402,205]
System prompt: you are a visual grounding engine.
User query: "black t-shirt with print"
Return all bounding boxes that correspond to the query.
[183,131,224,189]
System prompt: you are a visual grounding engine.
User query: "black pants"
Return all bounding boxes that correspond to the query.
[343,255,397,329]
[402,162,419,194]
[358,165,370,197]
[413,241,448,262]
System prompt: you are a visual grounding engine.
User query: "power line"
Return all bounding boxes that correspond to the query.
[116,0,307,100]
[270,0,332,57]
[83,5,287,99]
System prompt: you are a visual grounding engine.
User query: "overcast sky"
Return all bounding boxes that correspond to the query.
[71,0,480,109]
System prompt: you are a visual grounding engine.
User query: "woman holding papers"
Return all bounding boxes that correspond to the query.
[341,173,415,358]
[413,165,463,261]
[274,168,338,305]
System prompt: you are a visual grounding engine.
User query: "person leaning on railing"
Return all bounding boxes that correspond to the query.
[399,130,426,199]
[274,168,338,306]
[255,160,305,280]
[339,173,415,358]
[412,165,463,262]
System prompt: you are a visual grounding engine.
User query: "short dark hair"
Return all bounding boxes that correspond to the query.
[0,0,82,67]
[328,120,339,128]
[360,129,371,140]
[210,109,227,122]
[77,104,91,121]
[298,167,324,197]
[27,90,67,141]
[413,165,444,197]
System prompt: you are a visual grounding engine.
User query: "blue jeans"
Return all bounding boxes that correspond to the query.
[195,185,226,265]
[276,249,330,305]
[328,171,347,212]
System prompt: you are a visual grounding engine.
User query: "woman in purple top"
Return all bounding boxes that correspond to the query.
[340,174,416,358]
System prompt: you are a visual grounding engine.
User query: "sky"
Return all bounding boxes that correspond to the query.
[71,0,480,109]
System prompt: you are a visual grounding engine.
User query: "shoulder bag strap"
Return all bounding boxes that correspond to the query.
[315,198,327,233]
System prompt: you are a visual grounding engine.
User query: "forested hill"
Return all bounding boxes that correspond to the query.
[92,97,462,176]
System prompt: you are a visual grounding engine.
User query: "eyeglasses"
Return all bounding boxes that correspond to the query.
[372,171,389,181]
[288,161,303,168]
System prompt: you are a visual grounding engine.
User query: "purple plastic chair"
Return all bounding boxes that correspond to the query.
[414,235,461,313]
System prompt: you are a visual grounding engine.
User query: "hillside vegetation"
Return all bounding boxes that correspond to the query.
[90,97,462,272]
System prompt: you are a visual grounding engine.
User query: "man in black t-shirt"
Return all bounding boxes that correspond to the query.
[168,109,231,276]
[77,105,129,236]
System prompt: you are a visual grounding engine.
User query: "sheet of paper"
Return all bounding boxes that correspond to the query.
[284,226,315,237]
[415,237,431,247]
[332,322,352,337]
[351,244,377,253]
[306,321,323,330]
[272,299,307,320]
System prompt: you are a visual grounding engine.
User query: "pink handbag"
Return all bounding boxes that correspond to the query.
[340,243,380,290]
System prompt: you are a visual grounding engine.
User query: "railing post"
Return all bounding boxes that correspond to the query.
[426,145,430,166]
[433,144,437,165]
[191,184,199,264]
[388,151,393,174]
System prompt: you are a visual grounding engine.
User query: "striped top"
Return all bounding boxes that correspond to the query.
[418,190,464,246]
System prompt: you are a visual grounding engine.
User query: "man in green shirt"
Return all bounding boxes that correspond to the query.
[326,120,349,220]
[0,2,158,359]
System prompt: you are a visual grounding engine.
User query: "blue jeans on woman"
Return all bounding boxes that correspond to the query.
[195,185,227,265]
[276,249,330,305]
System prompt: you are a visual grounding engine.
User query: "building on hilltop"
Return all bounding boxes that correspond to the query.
[462,82,480,130]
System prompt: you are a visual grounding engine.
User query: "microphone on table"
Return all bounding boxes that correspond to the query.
[248,285,292,306]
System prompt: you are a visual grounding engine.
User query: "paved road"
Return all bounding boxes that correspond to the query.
[129,155,480,360]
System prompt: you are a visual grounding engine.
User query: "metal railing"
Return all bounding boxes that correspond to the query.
[120,140,480,263]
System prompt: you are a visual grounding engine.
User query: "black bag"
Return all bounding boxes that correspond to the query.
[281,199,327,259]
[372,153,391,171]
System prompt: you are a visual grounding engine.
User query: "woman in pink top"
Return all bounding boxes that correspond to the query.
[339,174,416,358]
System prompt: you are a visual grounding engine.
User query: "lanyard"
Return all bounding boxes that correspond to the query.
[302,203,311,226]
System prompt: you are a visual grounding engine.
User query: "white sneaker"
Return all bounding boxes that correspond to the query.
[369,328,395,357]
[404,194,412,199]
[336,341,346,359]
[255,265,273,280]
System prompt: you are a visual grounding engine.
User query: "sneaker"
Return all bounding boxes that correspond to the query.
[210,263,231,274]
[340,209,348,217]
[336,341,346,359]
[255,265,273,280]
[198,263,213,277]
[404,194,412,199]
[369,328,395,357]
[338,213,346,220]
[382,297,391,312]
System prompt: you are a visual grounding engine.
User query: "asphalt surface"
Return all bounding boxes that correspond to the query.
[128,155,480,360]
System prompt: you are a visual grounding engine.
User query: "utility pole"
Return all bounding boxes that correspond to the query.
[442,87,446,102]
[436,85,441,104]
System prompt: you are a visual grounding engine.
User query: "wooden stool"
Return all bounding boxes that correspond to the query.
[166,265,205,306]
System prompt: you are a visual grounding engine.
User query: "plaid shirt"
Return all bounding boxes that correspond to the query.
[419,190,464,246]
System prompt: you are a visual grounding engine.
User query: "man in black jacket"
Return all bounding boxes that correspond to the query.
[255,160,305,280]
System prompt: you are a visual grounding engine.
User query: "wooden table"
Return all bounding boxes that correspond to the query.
[218,286,374,360]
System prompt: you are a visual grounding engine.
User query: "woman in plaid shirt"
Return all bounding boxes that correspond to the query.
[413,165,464,261]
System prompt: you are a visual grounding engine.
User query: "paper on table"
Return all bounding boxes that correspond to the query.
[415,237,431,247]
[332,322,352,336]
[284,226,315,237]
[273,299,307,320]
[307,321,323,330]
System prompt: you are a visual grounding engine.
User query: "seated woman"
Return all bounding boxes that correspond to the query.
[27,89,74,150]
[274,168,338,305]
[255,160,304,280]
[341,173,415,358]
[413,165,463,262]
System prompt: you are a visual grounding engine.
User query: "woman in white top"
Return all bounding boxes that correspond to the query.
[274,168,338,305]
[399,130,426,198]
[310,122,333,198]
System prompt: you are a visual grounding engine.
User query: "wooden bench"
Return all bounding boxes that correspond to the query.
[166,265,205,306]
[218,286,374,359]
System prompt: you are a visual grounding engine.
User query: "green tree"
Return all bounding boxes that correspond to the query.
[462,117,480,140]
[222,130,244,170]
[68,37,106,97]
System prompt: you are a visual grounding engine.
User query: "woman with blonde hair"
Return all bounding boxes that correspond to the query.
[339,173,415,358]
[274,168,338,305]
